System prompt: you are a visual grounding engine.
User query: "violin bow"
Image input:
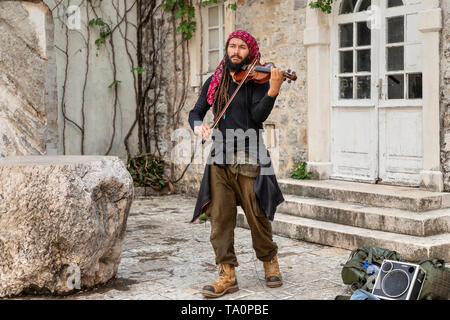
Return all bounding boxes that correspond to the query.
[201,58,259,145]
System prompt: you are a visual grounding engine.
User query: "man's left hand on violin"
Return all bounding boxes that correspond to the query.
[268,66,284,97]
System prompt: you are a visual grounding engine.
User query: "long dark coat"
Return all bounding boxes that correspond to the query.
[190,157,285,223]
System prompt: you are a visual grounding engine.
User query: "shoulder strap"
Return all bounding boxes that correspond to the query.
[418,258,445,268]
[367,249,373,263]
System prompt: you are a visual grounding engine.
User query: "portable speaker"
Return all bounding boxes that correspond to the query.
[372,260,426,300]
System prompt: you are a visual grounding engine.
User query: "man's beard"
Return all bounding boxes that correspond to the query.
[225,54,251,72]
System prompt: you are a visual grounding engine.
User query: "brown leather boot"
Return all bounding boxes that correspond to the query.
[202,264,239,298]
[263,255,282,288]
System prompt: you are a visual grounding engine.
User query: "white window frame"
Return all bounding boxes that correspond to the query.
[204,3,225,77]
[331,6,379,108]
[378,1,423,108]
[188,1,236,88]
[331,0,423,108]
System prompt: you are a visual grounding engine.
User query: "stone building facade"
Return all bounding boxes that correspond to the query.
[2,0,450,195]
[440,0,450,191]
[170,0,450,196]
[171,0,309,195]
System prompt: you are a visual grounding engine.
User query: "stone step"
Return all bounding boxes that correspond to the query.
[277,179,450,212]
[278,194,450,237]
[236,210,450,262]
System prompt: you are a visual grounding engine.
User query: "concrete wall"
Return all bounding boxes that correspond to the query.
[45,0,139,161]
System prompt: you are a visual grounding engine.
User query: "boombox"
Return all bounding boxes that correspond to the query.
[372,260,426,300]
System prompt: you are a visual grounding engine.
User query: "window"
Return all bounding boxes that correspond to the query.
[385,2,422,100]
[188,1,235,87]
[338,20,372,100]
[335,0,422,101]
[206,3,225,73]
[387,0,403,8]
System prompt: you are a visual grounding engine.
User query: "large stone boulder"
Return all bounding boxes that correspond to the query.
[0,155,134,297]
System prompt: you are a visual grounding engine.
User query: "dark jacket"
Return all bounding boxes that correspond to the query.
[188,75,285,223]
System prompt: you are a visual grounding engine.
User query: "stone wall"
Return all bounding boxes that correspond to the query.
[137,1,200,196]
[440,0,450,191]
[170,0,309,196]
[167,0,450,196]
[235,0,308,174]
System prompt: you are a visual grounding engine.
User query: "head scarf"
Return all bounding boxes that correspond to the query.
[206,30,261,105]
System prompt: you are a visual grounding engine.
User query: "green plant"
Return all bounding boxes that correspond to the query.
[290,162,312,180]
[162,0,237,40]
[89,17,111,52]
[108,80,121,88]
[131,66,146,74]
[308,0,334,14]
[127,152,174,191]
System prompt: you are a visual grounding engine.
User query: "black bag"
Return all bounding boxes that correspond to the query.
[417,258,450,300]
[341,246,402,292]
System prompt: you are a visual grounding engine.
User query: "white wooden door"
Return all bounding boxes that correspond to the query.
[330,0,380,183]
[378,0,423,186]
[330,0,423,186]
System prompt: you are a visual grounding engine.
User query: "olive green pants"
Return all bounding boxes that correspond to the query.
[205,163,278,267]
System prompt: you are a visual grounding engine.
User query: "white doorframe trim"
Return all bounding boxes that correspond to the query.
[303,4,333,180]
[418,0,443,192]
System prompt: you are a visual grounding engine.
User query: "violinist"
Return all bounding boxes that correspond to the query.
[188,30,286,298]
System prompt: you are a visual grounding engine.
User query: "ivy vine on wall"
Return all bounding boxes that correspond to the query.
[162,0,236,40]
[53,0,238,190]
[308,0,334,13]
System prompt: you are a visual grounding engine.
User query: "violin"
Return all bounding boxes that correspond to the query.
[232,58,297,84]
[200,59,296,145]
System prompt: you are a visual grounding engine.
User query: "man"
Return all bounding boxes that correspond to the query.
[188,30,285,298]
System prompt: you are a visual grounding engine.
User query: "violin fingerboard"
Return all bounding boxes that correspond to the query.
[253,66,271,73]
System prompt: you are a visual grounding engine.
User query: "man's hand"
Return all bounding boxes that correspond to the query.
[268,66,284,97]
[194,124,211,140]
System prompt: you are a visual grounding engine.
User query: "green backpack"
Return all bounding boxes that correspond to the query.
[417,258,450,300]
[341,246,402,292]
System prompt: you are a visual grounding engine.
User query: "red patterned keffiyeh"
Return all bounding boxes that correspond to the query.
[206,30,261,105]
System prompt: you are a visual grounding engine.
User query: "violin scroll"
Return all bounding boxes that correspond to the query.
[283,69,297,83]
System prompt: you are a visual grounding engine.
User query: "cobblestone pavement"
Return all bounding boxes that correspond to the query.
[14,194,354,300]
